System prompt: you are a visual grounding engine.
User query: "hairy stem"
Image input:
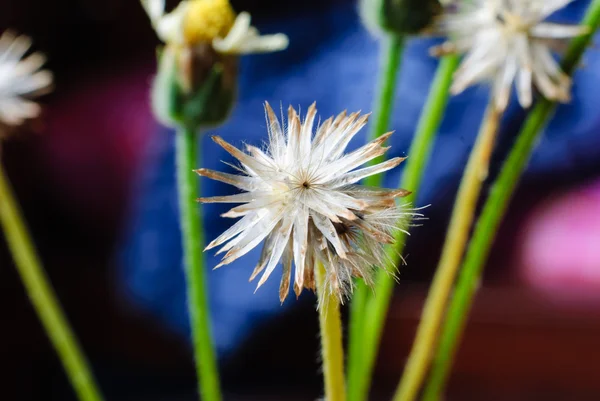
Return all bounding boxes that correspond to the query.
[316,262,347,401]
[0,162,104,401]
[176,128,222,401]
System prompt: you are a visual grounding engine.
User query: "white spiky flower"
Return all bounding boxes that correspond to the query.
[198,103,420,303]
[0,31,53,127]
[432,0,588,110]
[141,0,288,54]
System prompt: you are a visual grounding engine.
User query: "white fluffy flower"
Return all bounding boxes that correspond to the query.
[141,0,288,54]
[433,0,588,110]
[198,103,419,302]
[0,31,52,126]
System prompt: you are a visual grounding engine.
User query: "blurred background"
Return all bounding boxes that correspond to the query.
[2,0,600,400]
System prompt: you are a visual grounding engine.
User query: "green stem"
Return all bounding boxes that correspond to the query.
[352,55,460,401]
[348,34,404,399]
[316,262,347,401]
[176,128,222,401]
[422,4,600,399]
[393,101,502,401]
[365,34,405,184]
[0,163,104,401]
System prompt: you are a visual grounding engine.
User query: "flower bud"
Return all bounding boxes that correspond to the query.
[360,0,442,36]
[151,43,237,129]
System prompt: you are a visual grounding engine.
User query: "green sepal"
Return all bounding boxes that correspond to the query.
[151,45,237,130]
[360,0,442,36]
[181,63,236,129]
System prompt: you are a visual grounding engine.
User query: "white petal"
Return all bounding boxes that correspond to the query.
[264,102,286,164]
[311,211,347,259]
[205,209,267,250]
[221,195,281,218]
[195,168,260,191]
[140,0,165,22]
[531,23,589,39]
[285,105,302,164]
[256,213,295,289]
[211,135,272,176]
[10,70,53,96]
[327,113,370,160]
[538,0,576,20]
[154,2,188,44]
[212,12,288,54]
[300,190,354,223]
[198,191,269,204]
[493,53,519,110]
[299,102,317,164]
[332,157,406,187]
[0,33,31,64]
[314,131,392,183]
[215,205,287,268]
[292,206,309,292]
[212,11,252,53]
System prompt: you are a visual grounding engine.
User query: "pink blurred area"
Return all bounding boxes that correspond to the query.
[37,64,155,230]
[518,179,600,304]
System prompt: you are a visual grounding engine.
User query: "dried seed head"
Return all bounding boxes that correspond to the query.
[199,103,424,303]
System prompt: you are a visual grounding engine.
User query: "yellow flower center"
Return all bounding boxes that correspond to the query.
[183,0,236,45]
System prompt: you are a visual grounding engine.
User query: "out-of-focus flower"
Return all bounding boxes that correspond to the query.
[141,0,288,128]
[0,31,53,129]
[432,0,588,110]
[141,0,288,53]
[519,180,600,295]
[198,103,419,303]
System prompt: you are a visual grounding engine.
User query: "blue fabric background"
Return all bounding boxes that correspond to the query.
[119,0,600,357]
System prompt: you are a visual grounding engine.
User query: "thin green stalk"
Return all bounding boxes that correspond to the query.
[365,34,405,181]
[348,34,405,399]
[352,55,460,401]
[422,4,600,399]
[316,262,347,401]
[393,101,502,401]
[0,163,104,401]
[176,128,222,401]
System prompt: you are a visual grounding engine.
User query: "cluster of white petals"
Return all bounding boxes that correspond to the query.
[199,103,419,303]
[0,31,53,126]
[141,0,288,54]
[433,0,588,110]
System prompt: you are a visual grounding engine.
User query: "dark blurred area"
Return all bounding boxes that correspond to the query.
[2,0,600,400]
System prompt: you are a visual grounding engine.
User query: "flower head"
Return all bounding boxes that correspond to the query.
[198,103,419,303]
[0,31,53,127]
[142,0,288,128]
[433,0,588,110]
[141,0,288,54]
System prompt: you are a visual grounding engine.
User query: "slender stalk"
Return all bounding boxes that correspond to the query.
[176,128,222,401]
[422,4,600,399]
[352,55,460,401]
[348,34,405,398]
[392,101,501,401]
[365,34,405,181]
[0,163,104,401]
[316,262,347,401]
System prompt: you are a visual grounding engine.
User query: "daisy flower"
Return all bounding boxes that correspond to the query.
[0,31,53,127]
[198,103,419,303]
[432,0,588,110]
[141,0,288,54]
